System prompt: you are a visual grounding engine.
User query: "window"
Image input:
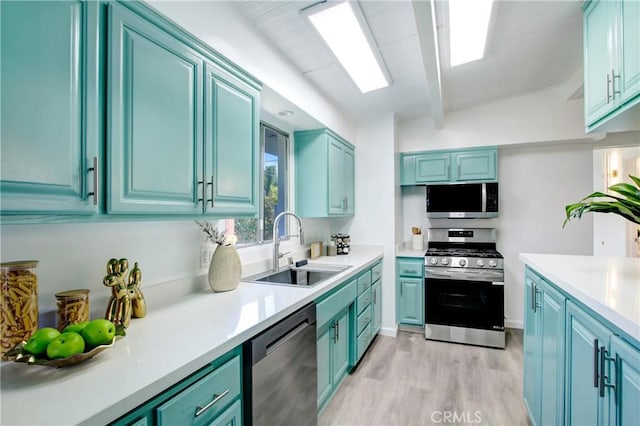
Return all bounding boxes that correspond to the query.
[216,123,289,246]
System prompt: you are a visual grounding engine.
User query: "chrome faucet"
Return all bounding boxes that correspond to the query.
[272,211,305,272]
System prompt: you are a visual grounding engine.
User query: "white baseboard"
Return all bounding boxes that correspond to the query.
[506,319,524,329]
[379,326,397,337]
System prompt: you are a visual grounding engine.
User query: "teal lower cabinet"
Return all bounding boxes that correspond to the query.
[523,268,566,426]
[566,301,640,426]
[396,257,424,327]
[371,279,382,334]
[523,266,640,426]
[317,308,350,411]
[315,260,383,412]
[111,347,242,426]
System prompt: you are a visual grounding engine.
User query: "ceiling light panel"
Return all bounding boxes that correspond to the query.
[307,2,389,93]
[449,0,494,67]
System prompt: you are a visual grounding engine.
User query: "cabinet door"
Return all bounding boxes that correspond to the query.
[333,312,350,384]
[453,150,497,182]
[328,138,346,215]
[523,272,541,425]
[108,4,203,214]
[398,278,424,326]
[565,301,611,426]
[209,399,241,426]
[1,1,99,214]
[610,335,640,426]
[415,154,450,183]
[540,280,565,426]
[584,0,617,126]
[372,280,382,334]
[619,0,640,104]
[317,326,333,408]
[204,62,259,216]
[343,146,355,215]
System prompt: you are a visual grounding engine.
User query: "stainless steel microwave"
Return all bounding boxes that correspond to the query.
[426,182,498,219]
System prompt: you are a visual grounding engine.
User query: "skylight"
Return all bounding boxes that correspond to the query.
[449,0,494,67]
[307,2,388,93]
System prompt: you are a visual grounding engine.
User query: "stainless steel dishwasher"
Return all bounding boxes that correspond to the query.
[243,302,317,426]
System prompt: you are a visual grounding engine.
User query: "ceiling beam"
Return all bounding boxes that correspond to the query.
[412,0,444,129]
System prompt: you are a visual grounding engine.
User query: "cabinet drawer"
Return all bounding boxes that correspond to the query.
[357,323,373,361]
[357,270,372,294]
[156,355,240,425]
[356,287,372,315]
[397,260,423,278]
[371,262,382,283]
[316,279,357,329]
[357,305,372,336]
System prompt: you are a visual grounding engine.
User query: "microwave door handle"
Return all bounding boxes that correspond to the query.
[482,183,487,213]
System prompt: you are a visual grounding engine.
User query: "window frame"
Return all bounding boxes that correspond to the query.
[234,121,290,247]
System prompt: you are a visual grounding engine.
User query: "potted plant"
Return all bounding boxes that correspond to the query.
[563,175,640,226]
[195,221,241,292]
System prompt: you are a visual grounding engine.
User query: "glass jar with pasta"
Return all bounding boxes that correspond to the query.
[1,260,39,360]
[55,289,90,332]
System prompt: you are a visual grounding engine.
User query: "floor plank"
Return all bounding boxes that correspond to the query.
[319,329,528,426]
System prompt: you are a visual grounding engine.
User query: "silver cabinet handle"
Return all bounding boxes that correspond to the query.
[206,175,214,207]
[612,69,620,98]
[87,157,98,205]
[335,320,339,341]
[607,73,612,103]
[194,389,229,417]
[197,180,204,204]
[372,289,376,304]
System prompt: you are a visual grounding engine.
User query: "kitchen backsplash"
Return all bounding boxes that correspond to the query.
[0,218,332,319]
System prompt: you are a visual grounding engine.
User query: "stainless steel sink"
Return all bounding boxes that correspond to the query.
[247,264,352,287]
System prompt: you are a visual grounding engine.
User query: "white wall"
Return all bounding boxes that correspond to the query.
[399,142,594,328]
[399,84,597,151]
[147,0,355,142]
[347,114,398,336]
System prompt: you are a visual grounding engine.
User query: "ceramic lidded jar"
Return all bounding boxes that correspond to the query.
[208,244,242,292]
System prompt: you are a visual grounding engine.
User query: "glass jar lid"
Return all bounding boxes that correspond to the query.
[1,260,39,270]
[55,289,90,299]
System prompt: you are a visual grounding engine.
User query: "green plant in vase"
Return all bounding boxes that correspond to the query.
[563,175,640,226]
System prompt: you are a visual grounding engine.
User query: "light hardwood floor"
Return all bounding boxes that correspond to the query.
[319,329,528,426]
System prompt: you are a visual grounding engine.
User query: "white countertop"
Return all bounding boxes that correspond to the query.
[1,246,383,426]
[396,242,426,258]
[520,253,640,343]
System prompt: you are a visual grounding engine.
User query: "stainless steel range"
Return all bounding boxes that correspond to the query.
[424,228,505,349]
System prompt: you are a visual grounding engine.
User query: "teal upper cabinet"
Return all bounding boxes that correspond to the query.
[108,3,203,214]
[452,150,497,181]
[400,147,497,185]
[414,153,451,183]
[203,61,259,215]
[583,0,640,132]
[295,129,355,217]
[107,3,259,216]
[0,1,101,215]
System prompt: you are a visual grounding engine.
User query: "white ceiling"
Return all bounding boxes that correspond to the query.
[234,0,583,121]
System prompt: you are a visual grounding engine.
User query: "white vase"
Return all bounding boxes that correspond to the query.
[208,244,242,292]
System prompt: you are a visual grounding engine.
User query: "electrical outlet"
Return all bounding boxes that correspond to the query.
[200,245,212,269]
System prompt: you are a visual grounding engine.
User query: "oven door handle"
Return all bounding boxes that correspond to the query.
[425,268,504,281]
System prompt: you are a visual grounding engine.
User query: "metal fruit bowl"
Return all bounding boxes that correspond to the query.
[5,327,125,368]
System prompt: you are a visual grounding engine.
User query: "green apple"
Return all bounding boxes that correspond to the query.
[46,332,85,359]
[81,319,115,347]
[62,321,89,334]
[23,327,60,356]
